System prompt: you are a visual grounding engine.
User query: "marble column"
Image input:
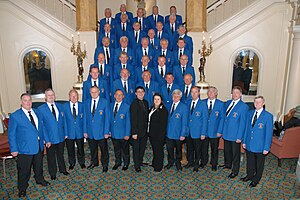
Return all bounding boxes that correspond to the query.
[284,25,300,113]
[186,0,207,32]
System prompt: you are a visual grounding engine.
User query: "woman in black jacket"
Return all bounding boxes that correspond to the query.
[148,93,168,172]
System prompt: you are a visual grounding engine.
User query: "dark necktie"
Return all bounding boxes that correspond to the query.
[94,80,97,87]
[72,104,76,120]
[92,100,96,116]
[185,86,188,98]
[122,23,125,31]
[182,66,186,75]
[158,32,161,39]
[167,85,171,94]
[106,33,109,38]
[226,101,235,117]
[107,18,109,24]
[170,103,175,116]
[162,50,165,57]
[151,40,154,47]
[28,111,37,129]
[139,18,142,28]
[135,31,138,42]
[124,81,127,93]
[160,67,164,77]
[144,48,147,56]
[51,104,57,121]
[191,101,195,115]
[172,24,174,33]
[122,48,125,52]
[154,15,157,24]
[145,83,149,92]
[114,103,118,117]
[99,65,103,76]
[209,101,212,115]
[180,49,183,58]
[143,66,146,71]
[252,111,258,127]
[123,64,126,69]
[106,48,110,63]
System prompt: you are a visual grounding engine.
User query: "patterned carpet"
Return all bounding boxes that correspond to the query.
[0,140,299,199]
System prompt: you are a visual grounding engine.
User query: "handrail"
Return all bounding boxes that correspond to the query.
[207,0,228,13]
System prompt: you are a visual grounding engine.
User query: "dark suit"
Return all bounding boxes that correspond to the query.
[8,108,46,193]
[148,105,168,172]
[130,98,149,168]
[63,102,85,167]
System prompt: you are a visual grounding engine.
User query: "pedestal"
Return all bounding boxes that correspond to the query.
[196,81,210,99]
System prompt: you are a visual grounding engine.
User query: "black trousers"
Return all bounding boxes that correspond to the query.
[88,138,109,167]
[65,138,85,166]
[131,133,148,168]
[166,138,183,166]
[224,139,241,174]
[205,137,220,167]
[186,136,201,167]
[246,150,266,183]
[46,141,67,176]
[112,138,130,166]
[149,136,165,171]
[17,148,44,192]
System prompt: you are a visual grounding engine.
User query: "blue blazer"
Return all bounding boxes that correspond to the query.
[82,78,109,101]
[98,17,116,34]
[165,14,183,26]
[135,46,155,67]
[83,98,110,140]
[94,46,115,65]
[148,38,160,51]
[152,65,172,86]
[147,14,164,30]
[133,17,150,32]
[154,49,174,71]
[115,12,134,24]
[128,30,147,49]
[161,83,181,111]
[97,32,118,49]
[173,65,196,87]
[112,79,136,104]
[187,99,208,138]
[243,109,273,153]
[181,85,193,104]
[88,63,113,90]
[63,102,84,139]
[136,81,160,106]
[135,66,155,83]
[114,47,136,66]
[173,35,194,55]
[164,23,179,51]
[38,103,65,144]
[203,98,225,138]
[8,108,45,154]
[110,102,131,139]
[155,31,170,42]
[115,22,132,42]
[113,63,136,81]
[173,48,193,66]
[222,100,249,142]
[166,102,188,139]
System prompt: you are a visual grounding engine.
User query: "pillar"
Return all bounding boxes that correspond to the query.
[76,0,97,31]
[126,0,156,16]
[186,0,207,32]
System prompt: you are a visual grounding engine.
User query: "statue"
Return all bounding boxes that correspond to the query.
[199,57,206,83]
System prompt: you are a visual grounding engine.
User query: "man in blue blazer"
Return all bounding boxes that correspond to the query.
[164,14,180,51]
[135,37,155,68]
[98,8,116,35]
[165,6,183,25]
[152,55,172,86]
[161,73,181,111]
[222,86,249,178]
[147,29,160,51]
[173,54,196,88]
[94,37,115,65]
[185,86,208,172]
[241,96,273,187]
[97,24,117,49]
[154,39,174,71]
[115,4,133,24]
[83,86,110,172]
[181,74,194,104]
[173,38,193,66]
[135,55,155,83]
[128,22,146,50]
[202,86,225,171]
[147,5,164,30]
[155,22,169,42]
[93,53,113,91]
[63,89,85,170]
[113,52,136,81]
[112,68,135,105]
[38,89,68,180]
[165,89,188,171]
[114,36,136,66]
[174,25,194,55]
[82,66,109,101]
[133,8,150,32]
[115,13,132,42]
[9,93,50,197]
[136,70,160,106]
[110,90,131,171]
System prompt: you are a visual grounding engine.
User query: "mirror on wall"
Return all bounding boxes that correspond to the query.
[23,49,52,95]
[232,49,259,95]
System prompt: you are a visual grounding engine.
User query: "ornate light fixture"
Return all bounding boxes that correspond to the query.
[198,31,213,84]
